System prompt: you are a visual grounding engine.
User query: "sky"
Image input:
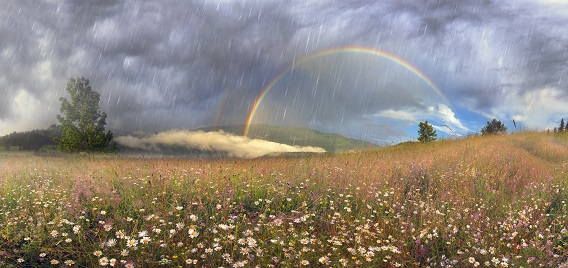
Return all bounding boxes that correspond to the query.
[1,0,568,145]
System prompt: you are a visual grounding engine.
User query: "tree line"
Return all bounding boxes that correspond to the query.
[552,118,567,133]
[418,116,568,143]
[417,118,509,143]
[0,125,59,151]
[0,77,115,153]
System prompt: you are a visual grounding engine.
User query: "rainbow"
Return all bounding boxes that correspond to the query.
[243,46,447,137]
[214,92,228,127]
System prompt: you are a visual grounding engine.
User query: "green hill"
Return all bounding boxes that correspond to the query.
[200,124,377,152]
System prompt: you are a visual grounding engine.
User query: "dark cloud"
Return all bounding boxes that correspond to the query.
[1,0,568,139]
[247,52,440,134]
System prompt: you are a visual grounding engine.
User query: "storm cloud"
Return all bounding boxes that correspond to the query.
[1,0,567,141]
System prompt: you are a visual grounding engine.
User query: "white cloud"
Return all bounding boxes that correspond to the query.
[374,103,471,135]
[543,0,566,2]
[0,90,52,135]
[13,90,40,117]
[115,130,326,158]
[435,104,471,133]
[526,0,568,5]
[35,61,53,82]
[375,109,418,122]
[496,87,568,130]
[510,0,568,23]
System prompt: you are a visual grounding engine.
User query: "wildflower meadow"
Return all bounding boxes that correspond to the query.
[1,132,568,267]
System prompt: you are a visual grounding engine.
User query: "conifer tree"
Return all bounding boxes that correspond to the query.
[418,121,437,143]
[481,119,508,135]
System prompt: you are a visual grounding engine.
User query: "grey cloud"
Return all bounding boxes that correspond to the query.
[0,0,297,131]
[521,30,568,90]
[0,1,61,128]
[398,0,568,116]
[239,51,442,135]
[1,0,568,139]
[385,0,503,38]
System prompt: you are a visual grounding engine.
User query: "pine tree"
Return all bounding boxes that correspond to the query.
[481,119,508,135]
[418,121,437,143]
[560,118,565,132]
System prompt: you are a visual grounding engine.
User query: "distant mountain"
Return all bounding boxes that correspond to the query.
[200,124,377,152]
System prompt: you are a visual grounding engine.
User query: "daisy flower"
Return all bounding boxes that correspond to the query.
[116,230,125,239]
[106,239,117,247]
[126,239,138,248]
[188,228,199,238]
[319,256,330,265]
[140,236,151,244]
[99,257,109,266]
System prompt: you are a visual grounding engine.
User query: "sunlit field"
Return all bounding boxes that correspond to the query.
[2,132,568,267]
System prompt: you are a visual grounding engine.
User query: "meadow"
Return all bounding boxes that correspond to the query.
[1,132,568,267]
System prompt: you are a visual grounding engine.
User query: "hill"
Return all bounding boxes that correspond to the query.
[200,124,377,152]
[0,126,60,152]
[115,125,376,157]
[2,131,568,266]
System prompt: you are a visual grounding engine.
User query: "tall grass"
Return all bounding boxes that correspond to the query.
[1,132,567,267]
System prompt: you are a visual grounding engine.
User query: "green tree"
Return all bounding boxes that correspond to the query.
[481,119,507,135]
[417,121,437,143]
[56,77,113,152]
[560,118,565,132]
[0,128,58,151]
